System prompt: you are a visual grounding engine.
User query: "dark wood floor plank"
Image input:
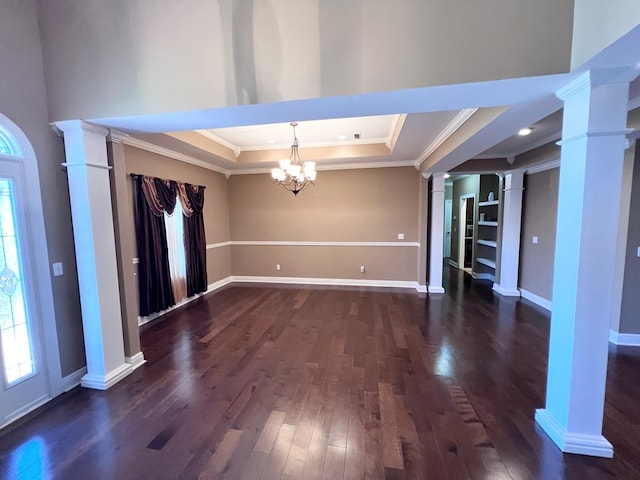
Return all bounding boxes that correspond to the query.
[1,269,640,479]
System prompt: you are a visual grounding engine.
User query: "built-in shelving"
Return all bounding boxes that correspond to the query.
[477,239,497,248]
[474,174,502,282]
[476,257,496,269]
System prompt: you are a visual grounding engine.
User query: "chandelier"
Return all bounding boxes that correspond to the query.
[270,122,317,196]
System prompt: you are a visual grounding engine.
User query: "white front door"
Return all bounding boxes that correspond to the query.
[0,159,50,427]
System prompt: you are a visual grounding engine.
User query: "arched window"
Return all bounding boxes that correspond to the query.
[0,125,22,157]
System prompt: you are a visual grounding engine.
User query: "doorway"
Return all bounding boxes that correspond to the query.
[444,199,453,258]
[0,116,61,428]
[458,194,476,273]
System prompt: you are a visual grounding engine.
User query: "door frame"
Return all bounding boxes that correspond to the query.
[0,113,62,427]
[458,193,476,271]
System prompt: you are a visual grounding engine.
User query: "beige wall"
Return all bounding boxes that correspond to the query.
[519,168,559,301]
[572,0,640,68]
[228,167,420,281]
[37,0,573,122]
[0,0,85,376]
[123,146,232,292]
[619,145,640,334]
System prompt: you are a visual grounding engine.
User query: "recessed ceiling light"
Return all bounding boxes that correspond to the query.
[337,135,347,140]
[444,173,451,179]
[267,139,276,144]
[518,127,533,136]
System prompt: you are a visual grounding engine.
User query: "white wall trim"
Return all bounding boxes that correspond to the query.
[492,284,520,297]
[231,275,423,291]
[229,240,420,247]
[448,259,459,268]
[206,241,233,249]
[125,352,147,370]
[428,286,445,294]
[0,394,50,431]
[387,114,407,151]
[138,276,234,326]
[121,135,232,177]
[81,363,133,391]
[415,108,479,168]
[609,331,640,346]
[62,367,87,392]
[525,159,560,175]
[520,288,552,311]
[194,130,240,157]
[535,409,613,458]
[231,160,416,175]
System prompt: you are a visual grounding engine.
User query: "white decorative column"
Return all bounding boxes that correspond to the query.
[535,69,637,458]
[493,170,524,296]
[428,173,446,294]
[54,121,132,390]
[416,174,429,292]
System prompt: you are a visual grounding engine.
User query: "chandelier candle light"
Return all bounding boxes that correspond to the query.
[271,122,317,196]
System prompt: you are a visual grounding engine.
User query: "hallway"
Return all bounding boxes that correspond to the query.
[1,269,639,479]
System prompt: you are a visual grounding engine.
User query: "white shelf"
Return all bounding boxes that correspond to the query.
[479,200,499,206]
[476,257,496,269]
[477,240,497,248]
[478,221,498,227]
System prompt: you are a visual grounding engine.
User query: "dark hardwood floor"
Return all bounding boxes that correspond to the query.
[1,267,640,479]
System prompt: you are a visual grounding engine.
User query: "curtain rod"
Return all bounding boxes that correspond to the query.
[129,173,206,189]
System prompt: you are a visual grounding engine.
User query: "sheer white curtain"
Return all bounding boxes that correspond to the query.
[164,200,187,303]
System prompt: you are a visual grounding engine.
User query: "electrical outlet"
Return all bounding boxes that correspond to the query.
[276,264,281,271]
[360,265,365,273]
[532,236,539,244]
[52,262,64,276]
[397,233,405,240]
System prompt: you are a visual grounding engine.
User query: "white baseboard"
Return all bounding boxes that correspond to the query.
[428,286,445,294]
[230,275,422,291]
[0,394,50,430]
[62,367,87,392]
[81,363,133,391]
[609,330,640,346]
[125,352,147,371]
[520,288,552,311]
[492,284,521,297]
[416,284,427,293]
[448,259,459,268]
[535,409,613,458]
[138,276,234,326]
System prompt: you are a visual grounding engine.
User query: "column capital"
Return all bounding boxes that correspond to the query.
[556,67,640,101]
[51,120,109,138]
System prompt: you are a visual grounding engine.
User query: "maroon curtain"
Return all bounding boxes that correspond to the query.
[181,183,207,296]
[133,176,178,316]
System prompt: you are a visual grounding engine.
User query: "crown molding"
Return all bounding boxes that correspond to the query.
[387,114,407,150]
[121,135,231,177]
[629,96,640,111]
[195,129,240,157]
[414,108,478,168]
[232,160,416,175]
[524,158,560,175]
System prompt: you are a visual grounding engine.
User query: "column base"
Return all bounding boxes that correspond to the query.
[492,284,521,297]
[125,351,147,371]
[428,286,445,294]
[81,363,133,390]
[535,409,613,458]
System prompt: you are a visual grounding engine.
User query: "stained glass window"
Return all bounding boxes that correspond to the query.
[0,178,34,385]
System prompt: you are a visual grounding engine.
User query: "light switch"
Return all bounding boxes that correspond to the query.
[52,262,64,276]
[397,233,405,240]
[637,246,640,258]
[532,236,539,244]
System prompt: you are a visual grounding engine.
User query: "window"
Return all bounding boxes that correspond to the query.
[0,127,22,158]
